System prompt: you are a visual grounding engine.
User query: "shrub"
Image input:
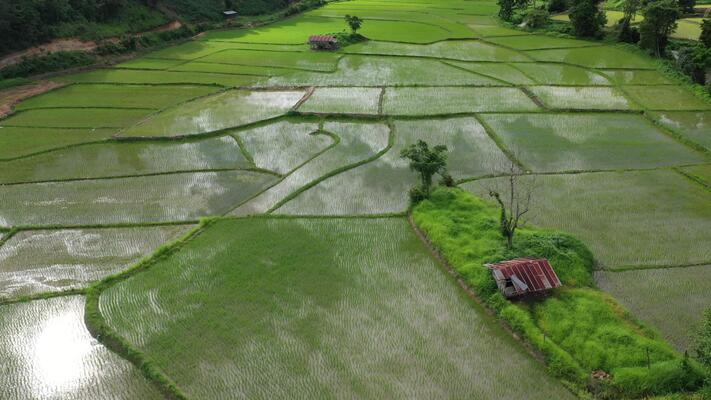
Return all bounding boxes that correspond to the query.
[499,0,517,20]
[675,44,711,85]
[408,185,429,205]
[617,18,641,43]
[701,19,711,48]
[524,8,551,28]
[678,0,696,13]
[569,0,607,37]
[0,51,94,80]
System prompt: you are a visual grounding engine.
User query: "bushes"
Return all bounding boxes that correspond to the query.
[412,187,706,397]
[0,51,94,80]
[548,0,569,13]
[524,8,552,28]
[639,0,681,56]
[569,0,607,37]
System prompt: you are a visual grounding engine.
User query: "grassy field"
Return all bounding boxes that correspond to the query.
[0,296,161,399]
[99,217,575,399]
[0,226,191,299]
[596,265,711,352]
[0,0,709,396]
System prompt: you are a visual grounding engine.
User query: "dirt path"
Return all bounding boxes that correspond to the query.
[0,81,66,118]
[0,20,183,69]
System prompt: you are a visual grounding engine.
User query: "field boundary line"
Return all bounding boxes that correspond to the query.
[441,60,511,85]
[0,288,86,307]
[602,261,711,272]
[11,220,199,232]
[471,113,529,171]
[84,221,215,400]
[0,167,275,187]
[292,86,316,111]
[674,167,711,191]
[268,119,396,213]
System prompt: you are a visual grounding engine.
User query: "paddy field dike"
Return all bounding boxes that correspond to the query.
[0,0,709,398]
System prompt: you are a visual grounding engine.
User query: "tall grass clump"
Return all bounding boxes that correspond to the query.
[412,187,705,398]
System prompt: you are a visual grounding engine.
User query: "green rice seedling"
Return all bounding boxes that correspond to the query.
[276,117,510,215]
[649,111,711,150]
[198,49,340,72]
[480,113,705,172]
[143,40,258,60]
[298,87,381,114]
[0,296,161,399]
[486,35,598,50]
[0,171,276,226]
[231,121,390,215]
[596,265,711,351]
[100,217,575,400]
[236,120,332,174]
[447,61,536,84]
[527,46,657,69]
[528,86,638,110]
[469,24,529,37]
[680,164,711,186]
[671,20,702,40]
[511,63,611,85]
[382,87,540,115]
[167,62,288,77]
[463,170,711,268]
[0,225,192,299]
[15,84,220,110]
[599,69,672,85]
[115,58,187,70]
[345,40,529,62]
[267,55,502,86]
[623,86,711,111]
[120,90,306,138]
[0,136,249,184]
[0,127,116,160]
[61,69,257,87]
[2,108,152,129]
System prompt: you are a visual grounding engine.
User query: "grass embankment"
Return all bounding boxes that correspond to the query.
[412,188,706,398]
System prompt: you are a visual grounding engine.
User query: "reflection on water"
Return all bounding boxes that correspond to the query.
[32,311,93,396]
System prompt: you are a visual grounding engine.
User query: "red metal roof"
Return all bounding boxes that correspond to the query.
[488,258,561,295]
[309,35,337,43]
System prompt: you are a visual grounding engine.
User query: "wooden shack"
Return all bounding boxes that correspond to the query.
[223,10,238,19]
[309,35,339,50]
[486,258,561,298]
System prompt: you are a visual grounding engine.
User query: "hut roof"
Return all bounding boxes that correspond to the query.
[309,35,338,43]
[487,258,561,296]
[223,10,237,16]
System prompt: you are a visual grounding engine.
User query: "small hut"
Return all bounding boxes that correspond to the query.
[223,10,238,19]
[486,258,561,298]
[309,35,339,50]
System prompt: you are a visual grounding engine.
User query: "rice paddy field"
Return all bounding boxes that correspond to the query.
[0,0,709,397]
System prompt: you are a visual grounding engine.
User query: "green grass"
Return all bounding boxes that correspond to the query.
[61,69,257,86]
[16,84,220,110]
[469,24,529,37]
[120,89,306,137]
[0,171,276,227]
[345,40,530,62]
[528,86,638,110]
[0,296,162,399]
[486,35,598,50]
[0,127,117,160]
[276,117,510,215]
[623,86,711,111]
[527,46,657,69]
[481,113,706,172]
[232,121,390,215]
[2,109,152,129]
[596,265,711,352]
[99,217,576,399]
[412,188,705,397]
[0,226,191,299]
[649,111,711,150]
[0,136,249,184]
[298,87,382,114]
[166,62,281,76]
[382,87,540,115]
[680,164,711,187]
[463,170,711,269]
[115,58,189,70]
[235,120,332,174]
[512,63,612,85]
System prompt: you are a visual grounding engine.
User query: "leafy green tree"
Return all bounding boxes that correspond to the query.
[400,140,448,202]
[701,19,711,47]
[498,0,516,20]
[694,309,711,395]
[639,0,680,56]
[569,0,607,37]
[344,15,363,34]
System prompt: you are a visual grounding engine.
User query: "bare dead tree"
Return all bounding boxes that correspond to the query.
[488,158,536,249]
